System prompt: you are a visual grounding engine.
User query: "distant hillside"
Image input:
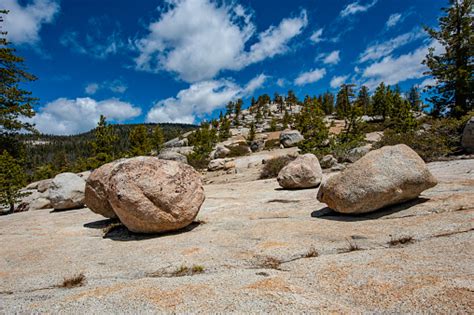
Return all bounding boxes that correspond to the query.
[19,123,197,174]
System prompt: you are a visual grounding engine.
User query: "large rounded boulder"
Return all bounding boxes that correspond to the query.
[106,157,205,234]
[279,130,304,148]
[317,144,437,214]
[277,154,322,189]
[84,161,120,218]
[48,173,86,210]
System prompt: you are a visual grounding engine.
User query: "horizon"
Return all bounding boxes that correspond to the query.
[3,0,446,135]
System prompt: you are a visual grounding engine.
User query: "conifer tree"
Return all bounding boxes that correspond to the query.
[322,91,335,115]
[392,99,418,133]
[218,117,231,141]
[423,0,473,117]
[335,84,355,119]
[129,125,152,156]
[372,82,391,121]
[90,115,118,163]
[407,85,423,111]
[295,98,329,154]
[248,122,256,142]
[356,86,371,115]
[0,150,27,213]
[151,125,165,154]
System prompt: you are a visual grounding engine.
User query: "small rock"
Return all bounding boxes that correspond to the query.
[317,144,438,214]
[320,155,337,169]
[344,145,371,163]
[330,163,346,172]
[208,158,233,171]
[49,173,86,210]
[158,151,188,164]
[461,116,474,153]
[250,139,265,152]
[213,145,231,159]
[277,154,322,189]
[279,130,304,148]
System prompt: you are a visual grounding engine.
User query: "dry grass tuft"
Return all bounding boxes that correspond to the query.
[304,246,319,258]
[170,265,206,277]
[102,222,124,237]
[257,256,282,270]
[345,238,361,252]
[388,235,414,247]
[59,273,86,289]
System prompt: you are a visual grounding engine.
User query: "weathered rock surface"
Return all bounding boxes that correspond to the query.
[37,179,52,193]
[320,154,337,169]
[279,129,304,148]
[250,139,265,152]
[213,145,230,159]
[158,151,188,164]
[106,157,205,233]
[462,116,474,153]
[318,144,438,214]
[208,158,234,171]
[0,158,473,313]
[84,162,118,219]
[48,173,86,210]
[344,144,371,163]
[18,190,51,211]
[164,138,188,148]
[277,154,322,189]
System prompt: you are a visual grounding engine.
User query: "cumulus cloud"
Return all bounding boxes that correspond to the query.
[2,0,59,45]
[323,50,341,65]
[358,29,425,63]
[60,17,125,59]
[294,68,326,86]
[310,28,324,43]
[361,40,442,90]
[28,98,141,135]
[146,74,267,124]
[330,75,350,89]
[85,80,128,95]
[134,0,307,82]
[386,13,402,28]
[340,0,378,18]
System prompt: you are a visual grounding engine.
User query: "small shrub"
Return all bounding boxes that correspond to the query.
[170,265,206,277]
[388,235,414,247]
[264,138,280,150]
[345,238,360,252]
[259,155,296,179]
[60,273,86,288]
[187,152,210,170]
[227,143,250,157]
[304,247,318,258]
[257,256,282,270]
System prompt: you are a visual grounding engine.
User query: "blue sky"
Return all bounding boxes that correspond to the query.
[3,0,446,135]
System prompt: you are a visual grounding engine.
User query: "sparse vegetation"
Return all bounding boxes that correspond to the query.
[304,247,318,258]
[259,155,296,179]
[102,222,124,237]
[59,273,86,289]
[388,235,414,247]
[257,256,282,270]
[227,143,251,157]
[345,238,361,252]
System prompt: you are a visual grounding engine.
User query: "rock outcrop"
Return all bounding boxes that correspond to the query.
[105,157,205,234]
[320,154,337,169]
[317,144,438,214]
[158,151,188,164]
[461,116,474,153]
[279,130,304,148]
[277,154,322,189]
[48,173,86,210]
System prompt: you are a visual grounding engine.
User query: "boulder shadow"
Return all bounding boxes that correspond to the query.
[83,220,203,241]
[311,197,430,222]
[50,207,87,213]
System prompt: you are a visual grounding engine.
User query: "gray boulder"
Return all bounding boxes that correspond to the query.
[461,116,474,153]
[158,151,188,164]
[208,158,233,171]
[320,155,337,169]
[280,130,304,148]
[277,154,322,189]
[37,179,52,193]
[164,138,188,148]
[250,139,265,152]
[344,145,371,163]
[48,173,86,210]
[317,144,438,214]
[213,145,231,159]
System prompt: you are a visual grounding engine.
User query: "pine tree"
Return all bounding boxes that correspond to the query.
[151,125,165,154]
[356,86,371,115]
[89,115,118,163]
[218,117,231,141]
[322,91,335,115]
[0,10,37,136]
[129,125,152,156]
[335,84,355,119]
[392,99,418,133]
[372,82,391,121]
[423,0,473,117]
[248,122,256,142]
[295,98,329,154]
[407,85,423,111]
[187,122,218,169]
[0,150,27,213]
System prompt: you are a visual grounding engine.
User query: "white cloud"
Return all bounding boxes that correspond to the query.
[276,78,286,87]
[340,0,377,18]
[134,0,307,82]
[330,75,349,89]
[85,83,99,95]
[2,0,59,45]
[361,40,442,90]
[146,74,267,124]
[358,29,425,63]
[60,17,125,59]
[28,98,141,135]
[84,80,128,95]
[294,68,326,86]
[310,28,323,43]
[386,13,402,28]
[323,50,341,65]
